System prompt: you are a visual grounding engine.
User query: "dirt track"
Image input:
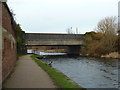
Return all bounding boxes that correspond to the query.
[3,55,57,88]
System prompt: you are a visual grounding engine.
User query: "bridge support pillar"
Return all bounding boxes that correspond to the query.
[67,45,81,55]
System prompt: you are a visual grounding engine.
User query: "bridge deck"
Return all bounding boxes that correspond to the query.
[25,33,84,46]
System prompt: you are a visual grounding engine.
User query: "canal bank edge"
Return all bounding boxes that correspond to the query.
[31,54,86,89]
[101,52,120,59]
[80,52,120,59]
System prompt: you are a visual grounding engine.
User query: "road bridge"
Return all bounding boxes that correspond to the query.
[25,33,85,55]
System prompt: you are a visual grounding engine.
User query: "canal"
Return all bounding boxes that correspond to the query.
[31,51,119,88]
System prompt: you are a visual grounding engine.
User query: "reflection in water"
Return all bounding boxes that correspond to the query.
[33,51,119,88]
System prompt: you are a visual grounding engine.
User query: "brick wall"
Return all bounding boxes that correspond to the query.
[2,2,17,82]
[2,3,16,38]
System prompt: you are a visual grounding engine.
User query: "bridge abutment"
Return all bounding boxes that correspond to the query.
[67,45,81,55]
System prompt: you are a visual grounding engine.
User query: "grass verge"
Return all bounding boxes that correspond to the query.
[31,54,86,89]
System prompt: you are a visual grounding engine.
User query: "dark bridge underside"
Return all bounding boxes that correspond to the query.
[26,45,82,46]
[26,45,82,55]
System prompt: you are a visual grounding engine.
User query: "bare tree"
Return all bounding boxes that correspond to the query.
[66,27,74,34]
[95,16,118,54]
[96,16,117,34]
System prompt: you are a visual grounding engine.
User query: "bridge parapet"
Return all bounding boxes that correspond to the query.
[25,33,84,40]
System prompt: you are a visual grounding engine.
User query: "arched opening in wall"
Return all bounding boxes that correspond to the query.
[2,38,11,60]
[2,37,12,81]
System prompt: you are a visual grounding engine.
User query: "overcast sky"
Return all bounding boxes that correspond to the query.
[7,0,119,34]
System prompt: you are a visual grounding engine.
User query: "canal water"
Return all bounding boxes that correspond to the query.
[29,50,119,88]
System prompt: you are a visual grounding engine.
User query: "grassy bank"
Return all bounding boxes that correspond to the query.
[81,52,120,59]
[31,54,85,89]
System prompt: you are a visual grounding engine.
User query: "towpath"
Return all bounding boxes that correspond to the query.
[3,55,57,88]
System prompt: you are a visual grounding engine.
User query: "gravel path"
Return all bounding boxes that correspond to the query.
[3,55,57,88]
